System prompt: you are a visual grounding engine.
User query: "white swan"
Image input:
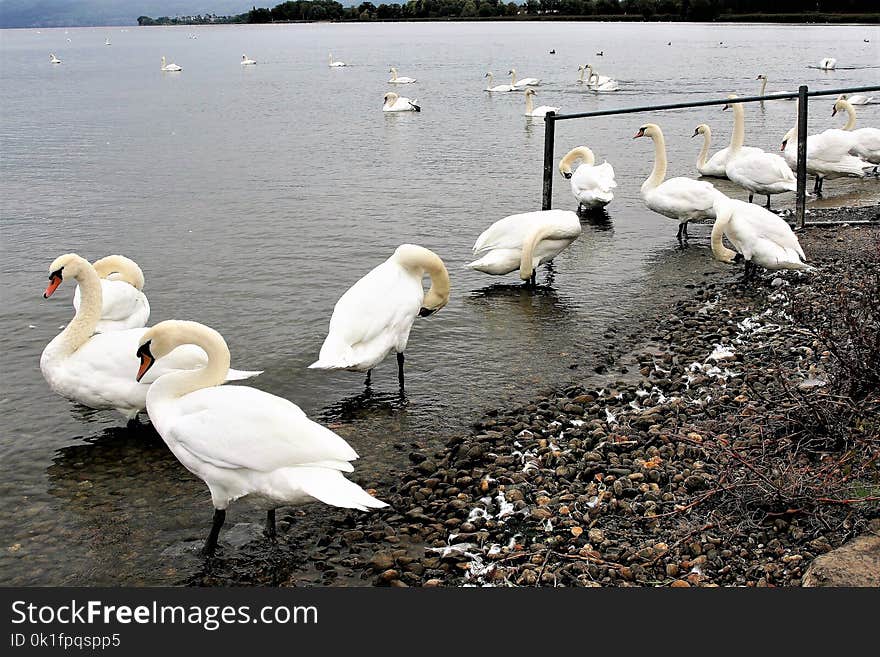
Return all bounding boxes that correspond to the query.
[383,92,420,112]
[832,97,880,165]
[559,146,616,210]
[587,73,619,92]
[388,67,416,84]
[160,56,182,72]
[310,245,449,388]
[72,255,150,332]
[484,72,514,93]
[819,57,837,70]
[137,320,387,555]
[585,64,612,87]
[722,97,796,209]
[692,101,762,179]
[509,68,540,89]
[781,101,872,195]
[838,93,875,106]
[105,37,111,46]
[241,54,257,66]
[710,197,809,281]
[756,74,794,101]
[466,210,582,285]
[634,123,725,244]
[49,53,61,64]
[576,65,587,85]
[523,88,559,118]
[328,53,346,67]
[41,254,261,420]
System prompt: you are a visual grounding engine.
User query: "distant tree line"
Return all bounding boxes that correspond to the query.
[137,14,246,25]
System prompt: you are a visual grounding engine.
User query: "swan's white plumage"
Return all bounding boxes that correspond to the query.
[833,98,880,165]
[383,92,420,112]
[73,279,150,332]
[388,67,416,84]
[725,150,797,199]
[160,56,182,72]
[712,198,808,271]
[782,126,871,180]
[559,147,616,209]
[241,54,257,66]
[484,72,514,92]
[508,69,540,88]
[819,57,837,70]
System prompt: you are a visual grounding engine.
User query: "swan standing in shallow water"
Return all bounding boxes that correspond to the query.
[72,255,150,332]
[41,254,260,420]
[160,56,182,72]
[383,91,420,112]
[523,88,559,118]
[692,98,762,179]
[559,146,616,210]
[634,123,725,244]
[832,97,880,166]
[138,320,387,556]
[508,68,540,89]
[310,245,449,389]
[756,74,794,100]
[484,72,514,92]
[49,53,61,64]
[721,97,796,209]
[711,198,809,281]
[388,67,416,84]
[466,210,582,285]
[241,54,257,66]
[328,53,346,67]
[819,57,837,70]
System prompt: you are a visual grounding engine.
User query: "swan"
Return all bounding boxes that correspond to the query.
[485,72,514,92]
[466,210,582,285]
[585,64,612,88]
[634,123,725,244]
[832,97,880,165]
[105,37,111,46]
[241,54,257,66]
[838,93,875,106]
[819,57,836,70]
[49,53,61,64]
[328,53,346,67]
[523,88,559,118]
[721,97,796,209]
[576,65,587,85]
[509,68,540,89]
[756,74,794,100]
[137,320,387,555]
[41,254,261,420]
[710,197,809,281]
[692,101,762,178]
[587,73,619,92]
[388,67,416,84]
[558,146,617,210]
[72,255,150,332]
[310,245,449,388]
[383,92,420,112]
[160,56,182,72]
[781,101,872,195]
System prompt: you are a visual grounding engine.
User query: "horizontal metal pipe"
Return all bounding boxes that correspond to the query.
[552,85,880,121]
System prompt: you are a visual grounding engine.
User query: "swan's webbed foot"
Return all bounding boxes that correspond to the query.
[265,509,277,541]
[397,352,405,390]
[201,508,226,557]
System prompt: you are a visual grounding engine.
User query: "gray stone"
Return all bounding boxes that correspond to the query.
[802,523,880,587]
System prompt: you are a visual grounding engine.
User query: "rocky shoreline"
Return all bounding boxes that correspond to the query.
[192,206,879,587]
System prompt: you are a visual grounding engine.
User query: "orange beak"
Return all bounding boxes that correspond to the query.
[831,107,838,117]
[136,354,154,382]
[633,129,645,139]
[780,141,787,151]
[44,275,62,298]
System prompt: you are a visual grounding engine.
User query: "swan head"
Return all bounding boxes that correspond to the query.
[693,124,709,138]
[392,245,449,317]
[559,146,594,177]
[831,98,850,117]
[524,88,536,97]
[383,92,398,105]
[484,72,492,78]
[136,321,178,381]
[781,127,795,151]
[721,93,738,112]
[508,69,515,75]
[633,123,660,140]
[710,199,739,265]
[756,74,766,80]
[44,253,88,298]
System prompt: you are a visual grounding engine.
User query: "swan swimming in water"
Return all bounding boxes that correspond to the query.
[49,53,61,64]
[838,93,875,106]
[310,245,449,389]
[818,57,837,70]
[832,97,880,166]
[328,53,346,67]
[388,67,416,84]
[508,68,540,89]
[756,74,794,101]
[137,320,387,556]
[72,255,150,333]
[383,92,420,112]
[523,88,559,118]
[484,72,514,92]
[558,146,616,210]
[241,54,257,66]
[160,56,182,72]
[466,210,582,285]
[40,254,261,420]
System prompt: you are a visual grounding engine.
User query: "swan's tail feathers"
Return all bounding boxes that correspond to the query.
[410,100,421,112]
[309,336,356,370]
[298,469,389,511]
[225,368,263,381]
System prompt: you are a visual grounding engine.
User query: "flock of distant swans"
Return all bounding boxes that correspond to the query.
[38,41,879,557]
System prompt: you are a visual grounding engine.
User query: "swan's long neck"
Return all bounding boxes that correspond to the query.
[841,101,857,131]
[390,67,398,80]
[510,70,517,85]
[92,255,145,290]
[520,224,559,281]
[644,130,668,191]
[525,92,534,115]
[710,213,738,263]
[394,245,450,310]
[328,53,332,64]
[729,102,746,154]
[151,323,231,399]
[486,73,493,87]
[697,127,711,169]
[577,67,584,83]
[759,77,767,96]
[562,147,595,173]
[52,259,102,356]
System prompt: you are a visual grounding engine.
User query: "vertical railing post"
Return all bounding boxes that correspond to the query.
[542,112,556,210]
[796,85,808,229]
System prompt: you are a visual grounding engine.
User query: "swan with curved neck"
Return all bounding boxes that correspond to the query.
[72,255,150,332]
[138,320,387,556]
[485,72,514,92]
[160,56,182,72]
[241,54,257,66]
[722,98,796,209]
[559,146,616,210]
[508,68,540,89]
[328,53,345,67]
[833,98,880,165]
[576,65,586,84]
[49,53,61,64]
[692,96,761,178]
[310,244,448,389]
[837,93,875,106]
[634,123,724,244]
[756,74,793,101]
[383,92,420,112]
[388,67,416,84]
[524,88,559,118]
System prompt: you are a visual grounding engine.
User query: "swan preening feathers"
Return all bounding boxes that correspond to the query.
[138,320,387,555]
[310,245,449,389]
[383,91,421,112]
[559,146,617,210]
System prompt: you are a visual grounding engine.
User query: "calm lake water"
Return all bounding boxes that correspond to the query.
[0,21,878,585]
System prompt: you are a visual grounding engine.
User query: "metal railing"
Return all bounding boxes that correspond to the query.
[541,85,880,229]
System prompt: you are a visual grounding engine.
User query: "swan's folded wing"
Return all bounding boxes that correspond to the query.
[656,178,723,215]
[169,386,359,473]
[729,153,795,187]
[473,210,575,253]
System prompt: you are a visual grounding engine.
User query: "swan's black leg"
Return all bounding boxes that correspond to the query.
[265,509,277,540]
[748,193,754,204]
[364,369,372,386]
[765,195,772,210]
[530,271,537,287]
[683,221,690,241]
[202,508,226,557]
[676,222,685,245]
[397,352,405,389]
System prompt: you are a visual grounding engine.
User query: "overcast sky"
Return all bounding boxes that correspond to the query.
[0,1,255,27]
